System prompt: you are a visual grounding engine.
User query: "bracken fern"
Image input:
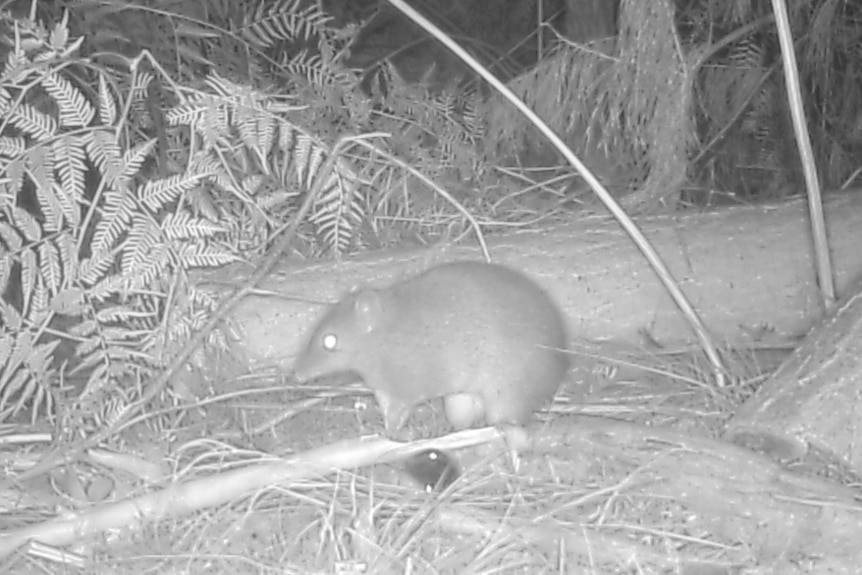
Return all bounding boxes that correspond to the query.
[0,11,345,430]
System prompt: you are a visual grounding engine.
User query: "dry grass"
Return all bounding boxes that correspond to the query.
[0,343,793,574]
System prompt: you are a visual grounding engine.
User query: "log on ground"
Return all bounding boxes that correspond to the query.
[193,191,862,372]
[725,274,862,477]
[527,415,862,573]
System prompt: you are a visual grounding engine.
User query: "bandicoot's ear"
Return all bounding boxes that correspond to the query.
[353,289,382,334]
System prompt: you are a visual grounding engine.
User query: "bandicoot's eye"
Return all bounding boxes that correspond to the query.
[322,333,338,351]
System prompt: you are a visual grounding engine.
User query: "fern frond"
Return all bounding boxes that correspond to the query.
[161,211,226,239]
[91,189,136,256]
[51,182,79,231]
[284,50,329,88]
[98,74,118,126]
[7,103,57,139]
[256,187,295,211]
[187,286,218,310]
[203,74,237,99]
[0,18,225,420]
[96,396,133,430]
[27,143,56,193]
[30,278,49,320]
[289,131,323,189]
[121,215,160,277]
[2,158,26,199]
[243,0,331,47]
[164,96,214,127]
[54,134,87,209]
[310,166,364,255]
[129,72,153,104]
[95,305,149,324]
[236,107,277,170]
[0,330,31,390]
[0,136,26,157]
[140,172,207,212]
[124,243,171,291]
[0,50,25,83]
[13,340,58,421]
[55,232,77,287]
[85,129,123,179]
[35,181,67,233]
[176,244,239,268]
[120,138,158,181]
[41,72,95,128]
[19,250,38,314]
[184,187,220,222]
[166,317,192,345]
[0,298,22,329]
[38,240,62,294]
[79,250,116,289]
[201,103,231,151]
[205,324,228,349]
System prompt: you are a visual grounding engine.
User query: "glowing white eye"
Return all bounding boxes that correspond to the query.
[322,333,338,351]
